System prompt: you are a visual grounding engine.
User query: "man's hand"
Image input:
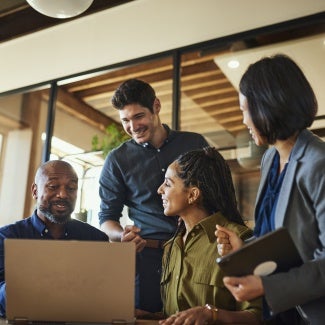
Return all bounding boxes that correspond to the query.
[121,225,146,252]
[215,225,244,256]
[223,275,264,301]
[159,306,211,325]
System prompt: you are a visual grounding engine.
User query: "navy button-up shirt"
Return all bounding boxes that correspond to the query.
[98,124,209,240]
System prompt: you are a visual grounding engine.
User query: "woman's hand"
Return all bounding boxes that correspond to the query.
[159,306,212,325]
[215,225,244,256]
[223,275,264,301]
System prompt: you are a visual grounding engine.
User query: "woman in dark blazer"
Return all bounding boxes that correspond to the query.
[216,54,325,325]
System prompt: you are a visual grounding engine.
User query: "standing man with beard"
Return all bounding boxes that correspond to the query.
[98,79,209,316]
[0,160,108,317]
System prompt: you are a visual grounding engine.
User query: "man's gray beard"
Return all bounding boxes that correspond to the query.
[41,208,71,225]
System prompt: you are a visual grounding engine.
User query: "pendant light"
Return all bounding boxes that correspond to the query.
[26,0,94,19]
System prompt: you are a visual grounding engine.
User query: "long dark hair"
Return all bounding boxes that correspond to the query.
[161,147,244,314]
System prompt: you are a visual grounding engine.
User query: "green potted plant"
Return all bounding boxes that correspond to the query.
[74,209,88,222]
[91,123,130,158]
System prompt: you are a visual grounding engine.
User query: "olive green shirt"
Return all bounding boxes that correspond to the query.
[161,212,262,319]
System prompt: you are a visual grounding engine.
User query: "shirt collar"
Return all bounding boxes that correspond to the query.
[31,211,47,234]
[199,212,229,243]
[170,212,228,245]
[31,210,70,238]
[133,124,174,149]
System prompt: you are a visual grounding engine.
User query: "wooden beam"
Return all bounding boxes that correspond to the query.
[313,128,325,138]
[42,88,117,132]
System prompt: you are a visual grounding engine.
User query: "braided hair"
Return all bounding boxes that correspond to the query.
[174,146,244,225]
[161,147,244,313]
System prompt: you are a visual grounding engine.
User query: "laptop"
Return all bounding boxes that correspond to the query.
[216,227,303,276]
[4,239,136,324]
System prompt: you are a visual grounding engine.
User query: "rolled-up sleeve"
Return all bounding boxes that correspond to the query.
[98,150,126,225]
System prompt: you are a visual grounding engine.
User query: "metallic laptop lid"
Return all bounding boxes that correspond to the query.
[5,239,135,324]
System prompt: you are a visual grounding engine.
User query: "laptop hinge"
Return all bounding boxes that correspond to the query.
[12,319,66,325]
[11,318,29,325]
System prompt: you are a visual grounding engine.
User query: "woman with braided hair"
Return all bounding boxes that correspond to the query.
[157,147,262,324]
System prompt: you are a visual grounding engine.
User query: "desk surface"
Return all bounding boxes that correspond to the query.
[0,319,159,325]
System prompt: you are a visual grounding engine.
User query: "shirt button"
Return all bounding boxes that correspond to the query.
[44,229,49,233]
[162,168,165,172]
[157,149,160,152]
[195,225,200,230]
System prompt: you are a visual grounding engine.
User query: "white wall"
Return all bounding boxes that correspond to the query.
[215,34,325,117]
[0,129,32,226]
[0,0,324,93]
[54,109,104,152]
[0,93,104,225]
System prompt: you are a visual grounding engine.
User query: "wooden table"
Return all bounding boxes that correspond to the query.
[0,319,159,325]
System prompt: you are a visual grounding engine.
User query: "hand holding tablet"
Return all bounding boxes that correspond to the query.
[216,227,303,276]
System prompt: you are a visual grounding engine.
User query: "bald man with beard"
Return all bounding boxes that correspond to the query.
[0,160,108,317]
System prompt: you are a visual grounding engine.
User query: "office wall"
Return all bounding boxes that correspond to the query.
[0,129,32,225]
[0,93,104,225]
[0,0,324,93]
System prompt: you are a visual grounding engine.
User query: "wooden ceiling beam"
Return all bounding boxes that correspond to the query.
[182,61,223,77]
[71,70,173,100]
[313,128,325,138]
[65,57,173,92]
[186,88,237,99]
[181,79,235,91]
[42,88,117,132]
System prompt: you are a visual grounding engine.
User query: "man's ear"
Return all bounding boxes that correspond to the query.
[31,183,38,199]
[153,97,161,114]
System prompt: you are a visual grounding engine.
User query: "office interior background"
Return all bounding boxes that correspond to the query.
[0,0,324,228]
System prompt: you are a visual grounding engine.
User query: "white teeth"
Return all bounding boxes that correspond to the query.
[134,129,145,136]
[56,204,65,208]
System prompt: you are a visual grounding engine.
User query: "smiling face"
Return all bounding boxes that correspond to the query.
[32,162,78,224]
[239,92,267,146]
[157,161,192,217]
[119,99,160,145]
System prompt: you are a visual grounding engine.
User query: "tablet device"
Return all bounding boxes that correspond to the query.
[216,227,303,276]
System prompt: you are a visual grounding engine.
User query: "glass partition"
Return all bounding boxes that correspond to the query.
[0,16,323,227]
[52,56,174,227]
[179,26,325,224]
[0,86,51,225]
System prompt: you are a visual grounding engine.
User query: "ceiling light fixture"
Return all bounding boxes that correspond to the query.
[26,0,94,19]
[227,59,240,69]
